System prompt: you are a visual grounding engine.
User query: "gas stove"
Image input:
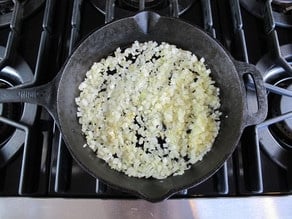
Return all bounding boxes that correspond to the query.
[0,0,291,200]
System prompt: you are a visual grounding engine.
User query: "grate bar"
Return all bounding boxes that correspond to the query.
[95,179,107,194]
[265,83,292,97]
[256,111,292,191]
[201,0,228,195]
[263,0,292,76]
[69,0,83,54]
[229,0,248,63]
[215,162,229,194]
[105,0,115,23]
[169,0,179,18]
[42,0,55,33]
[54,135,72,193]
[18,127,41,195]
[0,0,23,72]
[242,127,263,193]
[16,0,56,88]
[201,0,215,38]
[54,0,84,193]
[0,115,26,167]
[0,116,32,195]
[139,0,145,11]
[256,112,292,130]
[263,0,275,35]
[229,0,263,193]
[0,116,30,194]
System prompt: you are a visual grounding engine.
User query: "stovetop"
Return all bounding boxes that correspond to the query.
[0,0,291,199]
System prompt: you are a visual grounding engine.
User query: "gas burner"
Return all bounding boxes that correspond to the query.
[0,0,45,27]
[240,0,292,28]
[0,46,37,168]
[256,44,292,169]
[268,78,292,149]
[272,0,292,14]
[0,80,22,145]
[90,0,194,16]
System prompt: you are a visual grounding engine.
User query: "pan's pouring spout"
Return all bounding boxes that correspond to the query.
[134,11,161,34]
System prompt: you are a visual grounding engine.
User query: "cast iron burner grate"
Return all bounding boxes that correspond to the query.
[256,44,292,169]
[0,0,44,27]
[0,46,37,168]
[240,0,292,28]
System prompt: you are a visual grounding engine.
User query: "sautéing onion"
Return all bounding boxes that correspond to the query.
[75,41,221,179]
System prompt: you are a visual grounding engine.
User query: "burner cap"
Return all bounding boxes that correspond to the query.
[256,44,292,169]
[240,0,292,28]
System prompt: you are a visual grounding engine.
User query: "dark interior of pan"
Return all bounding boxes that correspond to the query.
[57,11,245,201]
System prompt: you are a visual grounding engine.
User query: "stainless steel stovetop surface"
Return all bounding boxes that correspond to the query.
[1,196,292,219]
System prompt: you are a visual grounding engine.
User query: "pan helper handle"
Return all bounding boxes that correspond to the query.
[234,61,268,127]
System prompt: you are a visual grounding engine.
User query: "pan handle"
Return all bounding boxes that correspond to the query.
[234,61,268,127]
[0,79,59,124]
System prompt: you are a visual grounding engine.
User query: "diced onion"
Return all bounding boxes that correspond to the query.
[76,41,221,179]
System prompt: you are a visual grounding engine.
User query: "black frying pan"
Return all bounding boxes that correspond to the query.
[0,11,267,202]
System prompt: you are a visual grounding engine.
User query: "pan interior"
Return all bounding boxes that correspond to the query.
[57,12,244,200]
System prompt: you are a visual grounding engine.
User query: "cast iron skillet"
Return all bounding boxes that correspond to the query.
[0,11,268,202]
